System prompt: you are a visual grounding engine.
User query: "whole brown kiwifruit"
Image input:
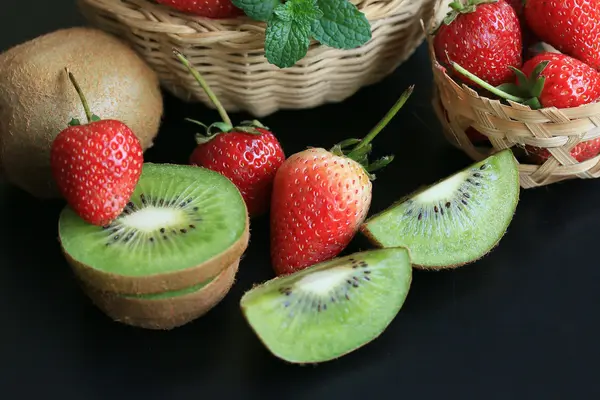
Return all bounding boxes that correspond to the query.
[0,27,164,198]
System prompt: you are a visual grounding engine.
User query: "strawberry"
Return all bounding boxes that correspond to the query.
[155,0,243,18]
[465,127,489,143]
[525,138,600,164]
[269,86,414,275]
[433,0,523,87]
[524,0,600,70]
[518,52,600,162]
[51,69,143,226]
[188,125,285,217]
[453,52,600,163]
[514,52,600,109]
[452,52,600,109]
[174,50,285,217]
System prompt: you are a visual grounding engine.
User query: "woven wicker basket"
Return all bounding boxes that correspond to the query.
[77,0,449,117]
[425,18,600,189]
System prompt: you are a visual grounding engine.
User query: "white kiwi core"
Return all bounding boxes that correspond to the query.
[413,171,466,203]
[119,207,186,233]
[294,267,352,294]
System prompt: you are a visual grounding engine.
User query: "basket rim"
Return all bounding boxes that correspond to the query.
[78,0,421,33]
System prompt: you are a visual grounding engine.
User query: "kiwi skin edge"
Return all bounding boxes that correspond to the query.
[81,259,241,330]
[359,150,520,271]
[59,213,250,295]
[246,270,414,366]
[359,196,519,271]
[240,247,413,365]
[359,225,506,270]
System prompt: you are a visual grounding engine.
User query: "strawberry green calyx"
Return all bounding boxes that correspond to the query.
[187,118,268,145]
[441,0,498,26]
[450,61,543,109]
[499,61,549,105]
[330,84,414,180]
[64,68,101,126]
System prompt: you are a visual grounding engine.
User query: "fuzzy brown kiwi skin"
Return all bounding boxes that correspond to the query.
[60,212,250,295]
[82,259,241,330]
[240,250,413,365]
[0,27,163,198]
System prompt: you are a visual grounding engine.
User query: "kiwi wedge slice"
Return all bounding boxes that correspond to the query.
[59,163,250,295]
[240,248,412,364]
[360,149,519,269]
[82,259,240,330]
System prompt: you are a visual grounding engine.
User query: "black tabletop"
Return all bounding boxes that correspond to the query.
[2,1,599,399]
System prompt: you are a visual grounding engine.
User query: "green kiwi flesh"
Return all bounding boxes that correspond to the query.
[360,149,520,269]
[82,259,240,330]
[59,163,249,295]
[240,248,412,364]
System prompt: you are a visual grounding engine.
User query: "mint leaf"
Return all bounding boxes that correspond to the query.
[311,0,371,49]
[231,0,280,21]
[264,0,323,68]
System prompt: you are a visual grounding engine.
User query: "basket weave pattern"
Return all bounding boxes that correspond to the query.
[425,22,600,189]
[78,0,444,117]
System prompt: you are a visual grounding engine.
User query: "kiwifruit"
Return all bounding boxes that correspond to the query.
[240,248,412,364]
[0,27,163,198]
[58,163,250,295]
[82,259,240,330]
[360,149,520,269]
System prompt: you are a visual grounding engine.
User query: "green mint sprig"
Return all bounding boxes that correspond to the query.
[231,0,372,68]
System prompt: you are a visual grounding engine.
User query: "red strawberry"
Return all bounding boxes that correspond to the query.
[433,0,523,87]
[466,127,489,143]
[452,52,600,109]
[155,0,243,18]
[51,69,143,226]
[189,126,285,217]
[516,52,600,109]
[525,138,600,164]
[509,52,600,162]
[454,52,600,162]
[269,86,414,275]
[174,49,285,217]
[524,0,600,70]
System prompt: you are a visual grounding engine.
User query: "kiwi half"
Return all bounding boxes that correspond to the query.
[240,248,412,364]
[59,163,250,295]
[360,149,520,269]
[82,259,240,330]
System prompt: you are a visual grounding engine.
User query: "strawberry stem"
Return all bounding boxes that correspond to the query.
[347,85,414,158]
[65,68,99,124]
[450,61,527,102]
[450,61,543,109]
[173,49,233,128]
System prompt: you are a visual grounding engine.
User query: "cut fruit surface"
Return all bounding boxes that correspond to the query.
[59,163,249,294]
[82,259,240,330]
[240,248,412,364]
[360,149,519,269]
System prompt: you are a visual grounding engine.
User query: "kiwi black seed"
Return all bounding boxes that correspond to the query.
[82,259,241,330]
[240,248,412,364]
[360,149,520,269]
[59,163,250,295]
[101,195,203,247]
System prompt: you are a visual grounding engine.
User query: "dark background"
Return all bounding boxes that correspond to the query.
[1,1,599,399]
